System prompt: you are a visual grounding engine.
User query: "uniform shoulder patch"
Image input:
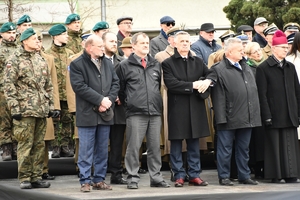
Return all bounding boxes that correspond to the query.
[6,63,11,68]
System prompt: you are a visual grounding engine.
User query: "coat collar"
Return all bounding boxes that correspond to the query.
[173,47,194,60]
[266,55,289,68]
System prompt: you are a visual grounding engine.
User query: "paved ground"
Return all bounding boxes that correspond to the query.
[1,169,300,200]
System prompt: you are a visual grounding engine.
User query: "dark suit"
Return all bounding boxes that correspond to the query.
[107,54,126,182]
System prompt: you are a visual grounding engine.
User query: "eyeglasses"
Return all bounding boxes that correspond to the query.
[164,22,175,27]
[250,48,262,54]
[120,22,133,25]
[275,46,289,50]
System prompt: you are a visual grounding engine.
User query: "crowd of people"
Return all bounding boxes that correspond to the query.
[1,12,300,193]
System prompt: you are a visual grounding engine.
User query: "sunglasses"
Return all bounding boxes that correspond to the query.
[165,22,175,27]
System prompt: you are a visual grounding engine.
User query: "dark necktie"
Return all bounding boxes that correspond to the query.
[141,58,146,68]
[109,57,113,64]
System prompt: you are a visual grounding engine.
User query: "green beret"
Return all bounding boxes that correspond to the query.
[20,27,35,42]
[0,22,16,33]
[65,13,80,24]
[48,24,67,36]
[17,14,31,25]
[92,21,109,31]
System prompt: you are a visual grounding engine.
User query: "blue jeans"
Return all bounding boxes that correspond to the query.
[170,138,201,180]
[217,128,252,181]
[78,125,110,185]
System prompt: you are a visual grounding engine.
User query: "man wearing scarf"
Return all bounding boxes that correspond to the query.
[150,16,175,57]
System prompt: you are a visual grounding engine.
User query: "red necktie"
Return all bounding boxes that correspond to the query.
[141,58,146,68]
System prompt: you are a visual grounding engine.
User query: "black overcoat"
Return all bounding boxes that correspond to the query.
[256,56,300,128]
[207,57,262,130]
[162,48,210,140]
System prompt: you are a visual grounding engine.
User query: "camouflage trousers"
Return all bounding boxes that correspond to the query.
[13,117,46,183]
[52,101,74,147]
[0,91,15,146]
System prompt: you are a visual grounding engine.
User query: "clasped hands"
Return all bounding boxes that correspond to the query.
[193,79,211,93]
[99,97,112,112]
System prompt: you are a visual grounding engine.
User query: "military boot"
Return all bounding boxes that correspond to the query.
[1,143,12,161]
[12,142,18,160]
[60,146,74,157]
[51,146,60,158]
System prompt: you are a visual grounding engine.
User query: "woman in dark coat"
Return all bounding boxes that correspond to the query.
[244,42,266,178]
[162,31,211,187]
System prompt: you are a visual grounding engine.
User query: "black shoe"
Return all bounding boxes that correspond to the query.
[111,178,127,184]
[60,146,74,157]
[219,178,234,186]
[31,179,51,188]
[127,182,138,189]
[51,146,60,158]
[20,181,32,189]
[42,173,55,180]
[239,178,258,185]
[138,168,147,174]
[150,180,170,188]
[285,178,300,183]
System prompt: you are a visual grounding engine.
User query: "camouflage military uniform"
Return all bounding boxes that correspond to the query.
[46,43,74,154]
[0,39,18,160]
[3,46,54,183]
[66,29,83,54]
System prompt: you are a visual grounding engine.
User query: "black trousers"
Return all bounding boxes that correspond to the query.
[108,124,126,180]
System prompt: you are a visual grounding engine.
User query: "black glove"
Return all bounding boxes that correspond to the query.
[12,114,22,121]
[70,112,76,115]
[48,110,61,118]
[264,119,272,127]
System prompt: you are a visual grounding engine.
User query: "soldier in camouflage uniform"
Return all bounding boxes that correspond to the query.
[4,28,59,189]
[16,14,32,45]
[0,22,19,161]
[65,13,83,54]
[36,31,61,180]
[46,24,74,158]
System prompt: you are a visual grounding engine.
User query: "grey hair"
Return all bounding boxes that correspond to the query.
[174,31,190,43]
[224,38,242,52]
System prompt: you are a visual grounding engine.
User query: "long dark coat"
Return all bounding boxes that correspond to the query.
[162,48,210,140]
[256,56,300,179]
[256,56,300,128]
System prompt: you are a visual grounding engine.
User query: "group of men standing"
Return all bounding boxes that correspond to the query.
[1,12,300,193]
